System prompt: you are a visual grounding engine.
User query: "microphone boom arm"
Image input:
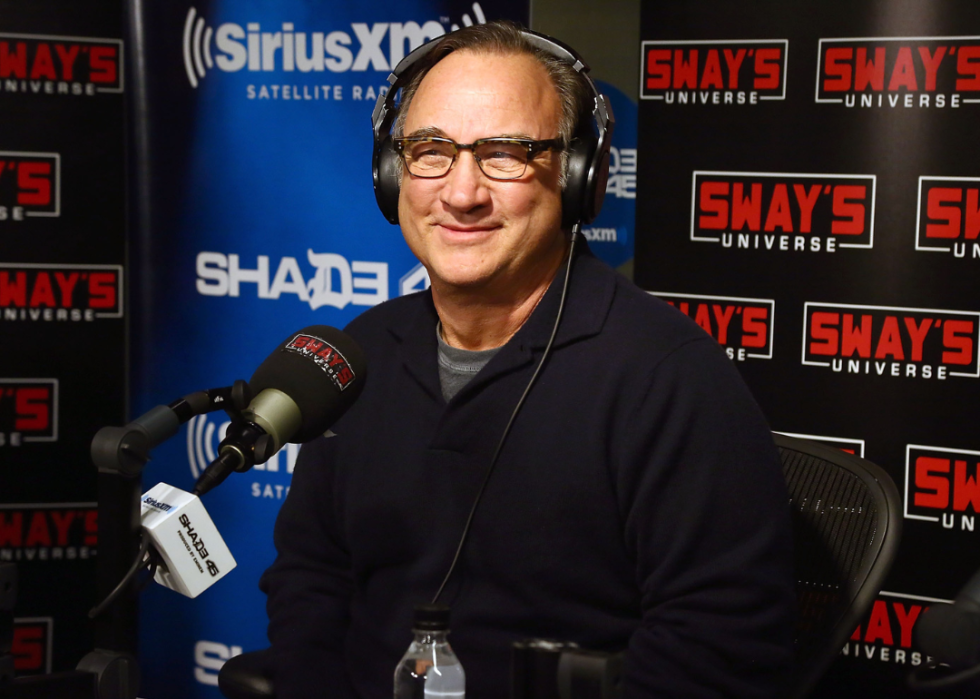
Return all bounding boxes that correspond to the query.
[90,381,252,478]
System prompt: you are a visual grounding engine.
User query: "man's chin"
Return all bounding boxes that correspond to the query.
[428,260,502,292]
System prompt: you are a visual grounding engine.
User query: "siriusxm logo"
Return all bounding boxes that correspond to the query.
[182,3,487,88]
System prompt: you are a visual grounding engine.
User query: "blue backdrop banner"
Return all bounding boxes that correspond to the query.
[131,1,529,695]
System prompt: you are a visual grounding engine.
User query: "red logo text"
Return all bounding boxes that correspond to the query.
[284,334,356,390]
[641,40,787,103]
[692,171,875,252]
[842,592,946,665]
[654,292,773,361]
[905,444,980,531]
[816,37,980,108]
[0,504,97,562]
[0,379,57,446]
[12,617,52,674]
[916,177,980,258]
[0,33,123,96]
[803,303,980,380]
[0,264,123,322]
[0,151,59,220]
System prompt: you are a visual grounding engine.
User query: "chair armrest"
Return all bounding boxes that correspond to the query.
[218,648,276,699]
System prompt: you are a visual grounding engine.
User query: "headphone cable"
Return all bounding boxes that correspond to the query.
[432,226,580,604]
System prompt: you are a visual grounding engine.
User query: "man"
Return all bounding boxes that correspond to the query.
[261,21,795,698]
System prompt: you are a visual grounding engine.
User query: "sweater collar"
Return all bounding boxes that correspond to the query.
[388,240,616,396]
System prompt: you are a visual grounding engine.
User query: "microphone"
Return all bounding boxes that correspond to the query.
[193,325,366,496]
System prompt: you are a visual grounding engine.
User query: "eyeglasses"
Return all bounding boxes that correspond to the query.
[393,136,562,181]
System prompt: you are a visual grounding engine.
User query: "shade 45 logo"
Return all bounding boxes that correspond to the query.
[816,37,980,108]
[916,177,980,258]
[0,152,59,221]
[905,444,980,532]
[692,172,875,253]
[12,617,52,675]
[641,40,787,104]
[0,503,97,563]
[775,432,865,457]
[187,415,297,501]
[0,33,123,97]
[654,292,773,362]
[0,263,123,323]
[842,591,947,666]
[0,379,58,447]
[802,303,979,380]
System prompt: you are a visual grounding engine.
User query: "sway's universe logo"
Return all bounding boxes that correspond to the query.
[842,591,948,666]
[0,152,59,221]
[187,415,298,500]
[916,176,980,258]
[0,379,57,447]
[196,250,432,309]
[775,432,865,457]
[0,263,123,322]
[283,333,356,390]
[816,36,980,108]
[692,171,875,252]
[802,302,980,380]
[12,617,53,675]
[0,503,97,562]
[641,39,787,104]
[905,444,980,532]
[182,3,486,100]
[654,292,774,362]
[0,33,123,96]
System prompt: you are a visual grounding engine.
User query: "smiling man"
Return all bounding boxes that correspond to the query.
[396,49,567,350]
[261,21,795,699]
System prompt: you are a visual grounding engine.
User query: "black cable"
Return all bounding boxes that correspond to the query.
[137,547,163,592]
[88,534,152,619]
[432,227,580,605]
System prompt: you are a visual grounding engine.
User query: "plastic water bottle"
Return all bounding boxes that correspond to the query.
[394,604,465,699]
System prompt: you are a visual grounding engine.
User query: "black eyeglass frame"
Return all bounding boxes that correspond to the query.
[392,136,563,180]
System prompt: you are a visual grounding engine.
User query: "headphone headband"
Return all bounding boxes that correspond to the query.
[371,25,614,228]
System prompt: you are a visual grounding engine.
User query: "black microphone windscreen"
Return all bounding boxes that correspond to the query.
[248,325,366,442]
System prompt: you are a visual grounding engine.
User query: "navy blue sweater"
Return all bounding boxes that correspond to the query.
[260,249,795,698]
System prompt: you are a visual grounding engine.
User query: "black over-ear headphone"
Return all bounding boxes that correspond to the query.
[371,27,614,230]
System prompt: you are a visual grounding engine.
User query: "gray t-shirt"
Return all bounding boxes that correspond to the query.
[436,322,502,402]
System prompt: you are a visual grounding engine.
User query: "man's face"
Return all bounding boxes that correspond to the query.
[398,50,565,294]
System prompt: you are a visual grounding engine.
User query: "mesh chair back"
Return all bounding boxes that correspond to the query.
[774,434,902,699]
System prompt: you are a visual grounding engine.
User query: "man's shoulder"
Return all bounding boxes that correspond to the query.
[343,289,431,345]
[582,257,713,360]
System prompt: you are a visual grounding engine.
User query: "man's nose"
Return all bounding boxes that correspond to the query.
[439,150,492,211]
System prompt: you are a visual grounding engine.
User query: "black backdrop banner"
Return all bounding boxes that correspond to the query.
[635,1,980,696]
[0,0,126,675]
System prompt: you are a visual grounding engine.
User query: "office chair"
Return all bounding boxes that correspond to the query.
[774,433,902,699]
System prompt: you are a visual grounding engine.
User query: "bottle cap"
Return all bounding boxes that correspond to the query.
[413,604,450,631]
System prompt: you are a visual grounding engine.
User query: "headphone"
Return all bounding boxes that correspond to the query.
[371,27,614,230]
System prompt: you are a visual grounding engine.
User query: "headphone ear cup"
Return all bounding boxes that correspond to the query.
[587,147,610,223]
[561,134,597,229]
[373,135,402,224]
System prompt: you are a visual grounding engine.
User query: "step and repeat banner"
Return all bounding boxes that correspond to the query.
[636,1,980,696]
[129,2,632,695]
[0,0,126,677]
